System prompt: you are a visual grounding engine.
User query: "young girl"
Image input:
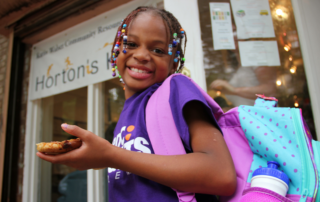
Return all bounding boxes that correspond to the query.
[37,6,236,202]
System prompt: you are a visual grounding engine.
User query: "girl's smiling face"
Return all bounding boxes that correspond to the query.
[116,12,176,99]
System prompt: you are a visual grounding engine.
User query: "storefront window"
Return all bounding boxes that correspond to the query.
[198,0,316,139]
[39,86,88,202]
[103,79,126,143]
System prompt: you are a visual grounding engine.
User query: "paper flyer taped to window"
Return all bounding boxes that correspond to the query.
[238,41,280,67]
[209,3,235,50]
[230,0,275,39]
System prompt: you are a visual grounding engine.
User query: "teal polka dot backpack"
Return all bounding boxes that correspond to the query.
[146,74,320,202]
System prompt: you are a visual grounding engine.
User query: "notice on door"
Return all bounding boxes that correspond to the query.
[209,2,236,50]
[230,0,275,39]
[238,41,280,67]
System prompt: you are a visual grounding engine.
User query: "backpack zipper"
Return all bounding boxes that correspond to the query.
[312,140,320,202]
[292,108,317,202]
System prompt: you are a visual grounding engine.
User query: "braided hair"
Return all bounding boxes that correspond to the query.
[111,6,187,74]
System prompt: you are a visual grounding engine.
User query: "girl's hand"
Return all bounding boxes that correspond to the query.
[37,123,113,170]
[210,79,236,95]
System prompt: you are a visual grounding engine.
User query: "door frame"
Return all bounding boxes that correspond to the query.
[22,1,164,201]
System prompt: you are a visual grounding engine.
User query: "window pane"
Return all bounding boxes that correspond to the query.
[39,86,88,202]
[197,0,316,139]
[103,78,125,142]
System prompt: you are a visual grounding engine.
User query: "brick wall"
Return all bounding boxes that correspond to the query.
[16,45,31,202]
[0,34,9,201]
[0,35,8,143]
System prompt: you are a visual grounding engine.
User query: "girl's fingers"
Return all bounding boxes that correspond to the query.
[37,147,83,165]
[36,152,67,164]
[61,123,91,140]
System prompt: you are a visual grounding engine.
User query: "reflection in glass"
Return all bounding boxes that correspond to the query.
[103,78,126,142]
[197,0,316,139]
[39,87,88,202]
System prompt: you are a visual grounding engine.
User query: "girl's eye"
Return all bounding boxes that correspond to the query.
[127,42,137,48]
[153,48,164,54]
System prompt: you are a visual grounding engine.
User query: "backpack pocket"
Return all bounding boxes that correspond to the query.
[240,187,294,202]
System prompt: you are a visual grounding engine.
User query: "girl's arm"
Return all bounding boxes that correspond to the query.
[37,101,236,195]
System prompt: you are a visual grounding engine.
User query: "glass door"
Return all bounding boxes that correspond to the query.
[197,0,316,139]
[39,86,88,202]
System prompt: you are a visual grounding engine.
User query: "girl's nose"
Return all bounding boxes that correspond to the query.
[133,46,151,62]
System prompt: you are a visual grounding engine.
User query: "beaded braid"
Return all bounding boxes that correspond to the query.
[110,6,187,87]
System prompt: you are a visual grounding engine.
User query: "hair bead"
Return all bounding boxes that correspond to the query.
[123,36,127,44]
[172,40,177,47]
[173,33,177,38]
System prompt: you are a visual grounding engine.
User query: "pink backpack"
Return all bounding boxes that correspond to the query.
[146,74,320,202]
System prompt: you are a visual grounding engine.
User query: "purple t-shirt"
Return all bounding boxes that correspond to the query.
[108,75,220,202]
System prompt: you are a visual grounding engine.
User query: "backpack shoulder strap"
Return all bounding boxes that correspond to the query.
[146,74,186,155]
[146,73,224,153]
[146,74,196,202]
[146,73,224,202]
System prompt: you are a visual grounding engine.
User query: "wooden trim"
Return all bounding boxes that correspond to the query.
[0,1,55,37]
[14,0,102,38]
[22,0,131,44]
[0,28,14,201]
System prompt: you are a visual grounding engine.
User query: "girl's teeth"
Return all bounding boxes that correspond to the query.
[131,67,148,73]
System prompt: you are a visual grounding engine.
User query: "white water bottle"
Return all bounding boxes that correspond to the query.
[251,161,289,197]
